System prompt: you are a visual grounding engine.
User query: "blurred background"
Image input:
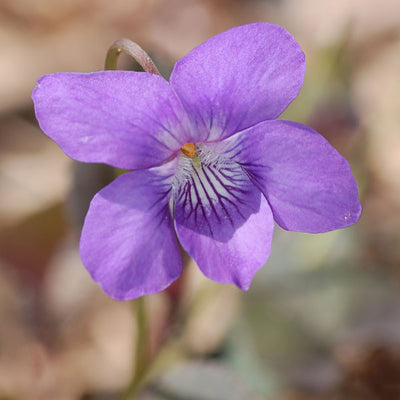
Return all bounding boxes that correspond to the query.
[1,0,400,399]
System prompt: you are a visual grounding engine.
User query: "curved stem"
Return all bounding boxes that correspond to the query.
[105,41,159,400]
[105,38,161,75]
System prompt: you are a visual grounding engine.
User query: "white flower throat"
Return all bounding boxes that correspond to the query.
[172,140,253,240]
[172,142,234,194]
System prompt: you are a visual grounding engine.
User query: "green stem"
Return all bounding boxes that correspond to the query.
[105,39,160,400]
[104,38,161,75]
[120,297,148,400]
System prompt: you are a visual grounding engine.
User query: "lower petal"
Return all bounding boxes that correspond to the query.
[219,120,362,233]
[174,161,274,289]
[80,160,182,300]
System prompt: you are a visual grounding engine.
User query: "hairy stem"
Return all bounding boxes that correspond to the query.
[104,39,160,400]
[105,38,161,75]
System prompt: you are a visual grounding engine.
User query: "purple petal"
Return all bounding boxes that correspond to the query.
[219,120,362,233]
[170,23,305,142]
[32,71,190,169]
[80,160,182,300]
[173,160,274,289]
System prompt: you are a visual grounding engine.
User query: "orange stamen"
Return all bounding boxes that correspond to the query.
[181,142,196,158]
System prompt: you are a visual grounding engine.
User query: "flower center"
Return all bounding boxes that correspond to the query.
[173,142,235,194]
[180,142,196,158]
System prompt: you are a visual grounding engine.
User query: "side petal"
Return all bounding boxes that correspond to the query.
[173,161,274,289]
[219,120,362,233]
[80,160,182,300]
[32,71,190,169]
[170,23,305,142]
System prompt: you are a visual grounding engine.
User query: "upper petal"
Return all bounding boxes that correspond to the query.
[219,120,362,233]
[32,71,190,169]
[80,160,182,300]
[170,23,305,142]
[173,158,274,289]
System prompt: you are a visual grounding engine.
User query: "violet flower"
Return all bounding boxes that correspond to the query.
[32,23,361,300]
